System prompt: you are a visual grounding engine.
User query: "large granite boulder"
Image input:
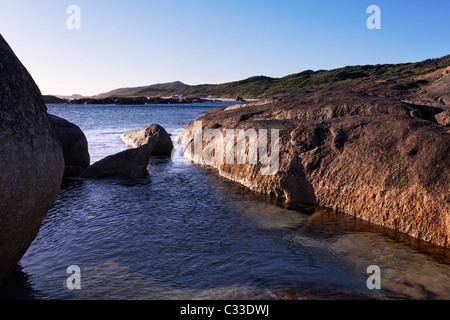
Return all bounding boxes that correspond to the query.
[0,35,65,283]
[48,114,90,177]
[80,144,153,179]
[177,78,450,248]
[121,124,173,156]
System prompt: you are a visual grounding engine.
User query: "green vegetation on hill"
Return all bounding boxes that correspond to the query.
[98,55,450,99]
[95,81,189,98]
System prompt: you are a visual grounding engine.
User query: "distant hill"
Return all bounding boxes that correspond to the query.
[68,55,450,100]
[95,81,189,98]
[173,55,450,99]
[43,95,69,103]
[55,94,84,100]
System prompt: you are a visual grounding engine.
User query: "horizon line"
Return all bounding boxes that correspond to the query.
[45,53,450,97]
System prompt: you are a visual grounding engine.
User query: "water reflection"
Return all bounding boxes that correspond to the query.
[284,209,450,299]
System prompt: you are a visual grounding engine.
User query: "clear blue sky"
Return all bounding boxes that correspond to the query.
[0,0,449,96]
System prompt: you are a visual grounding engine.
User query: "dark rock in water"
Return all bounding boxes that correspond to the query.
[115,97,149,105]
[69,96,208,105]
[80,144,153,179]
[0,35,65,284]
[48,114,90,177]
[121,124,173,156]
[236,96,245,102]
[63,165,87,178]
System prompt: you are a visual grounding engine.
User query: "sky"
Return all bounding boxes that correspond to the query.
[0,0,449,96]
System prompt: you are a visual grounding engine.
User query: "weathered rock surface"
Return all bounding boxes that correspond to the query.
[223,89,422,120]
[80,144,153,179]
[435,109,450,126]
[121,124,173,155]
[0,35,65,283]
[415,66,450,106]
[49,114,90,177]
[177,69,450,247]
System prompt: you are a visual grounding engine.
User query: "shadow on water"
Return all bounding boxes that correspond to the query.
[64,177,154,188]
[0,266,37,300]
[204,165,450,265]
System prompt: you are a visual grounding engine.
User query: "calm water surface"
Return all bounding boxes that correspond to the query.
[1,102,449,300]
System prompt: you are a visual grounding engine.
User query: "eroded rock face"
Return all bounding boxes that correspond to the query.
[121,124,173,156]
[177,71,450,248]
[435,109,450,126]
[80,144,153,179]
[49,114,90,177]
[286,115,449,246]
[223,89,422,120]
[416,66,450,106]
[0,35,65,283]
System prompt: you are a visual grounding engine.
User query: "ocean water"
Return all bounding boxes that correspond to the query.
[1,102,449,300]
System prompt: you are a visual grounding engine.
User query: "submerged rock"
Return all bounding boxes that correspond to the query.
[121,124,173,156]
[49,114,90,177]
[80,144,153,179]
[0,35,65,283]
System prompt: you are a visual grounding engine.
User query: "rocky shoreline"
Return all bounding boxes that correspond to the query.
[176,69,450,248]
[0,33,181,283]
[44,95,247,105]
[1,31,449,287]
